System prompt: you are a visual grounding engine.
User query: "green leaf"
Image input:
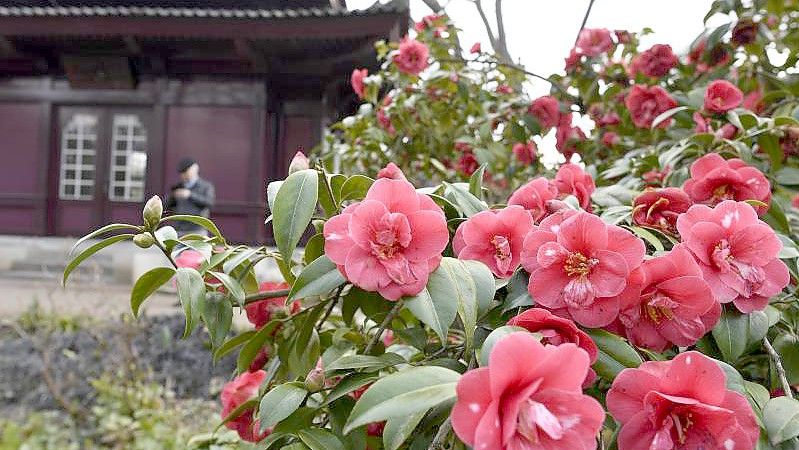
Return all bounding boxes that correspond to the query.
[258,382,308,432]
[326,353,406,372]
[383,411,426,450]
[468,164,486,200]
[405,278,458,344]
[760,133,783,171]
[774,334,799,385]
[213,330,256,363]
[273,169,319,264]
[218,398,258,429]
[287,255,346,301]
[629,226,665,252]
[479,326,527,367]
[712,309,769,362]
[130,266,175,317]
[503,270,533,313]
[288,308,322,376]
[68,223,139,256]
[763,396,799,444]
[586,329,643,379]
[324,372,379,406]
[175,267,205,338]
[160,215,224,242]
[775,167,799,186]
[343,366,460,434]
[201,292,233,348]
[443,182,487,217]
[303,233,325,265]
[298,428,345,450]
[462,260,496,316]
[222,247,262,273]
[340,174,374,201]
[63,234,134,285]
[437,258,478,350]
[236,321,280,373]
[207,271,245,306]
[651,106,690,129]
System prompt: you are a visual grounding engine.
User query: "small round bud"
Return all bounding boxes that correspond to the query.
[304,358,325,393]
[142,195,163,230]
[133,233,155,248]
[288,151,310,174]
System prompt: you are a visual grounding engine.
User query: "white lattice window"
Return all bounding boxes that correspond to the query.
[59,114,98,200]
[108,114,148,202]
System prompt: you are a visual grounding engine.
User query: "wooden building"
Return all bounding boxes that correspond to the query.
[0,0,407,243]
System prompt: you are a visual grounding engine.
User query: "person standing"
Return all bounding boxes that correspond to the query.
[165,158,215,235]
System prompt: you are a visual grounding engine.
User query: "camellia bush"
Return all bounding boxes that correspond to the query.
[64,1,799,450]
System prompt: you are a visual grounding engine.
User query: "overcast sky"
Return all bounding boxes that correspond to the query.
[346,0,719,164]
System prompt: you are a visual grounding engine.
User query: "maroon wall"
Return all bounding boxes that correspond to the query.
[0,102,47,234]
[165,105,264,243]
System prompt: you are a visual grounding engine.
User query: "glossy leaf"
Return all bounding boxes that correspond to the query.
[201,292,233,348]
[287,255,346,302]
[175,267,205,338]
[712,309,769,362]
[258,382,308,432]
[273,168,319,264]
[763,396,799,444]
[130,266,175,317]
[63,234,135,286]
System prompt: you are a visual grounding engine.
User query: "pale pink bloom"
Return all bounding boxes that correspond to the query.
[704,79,744,114]
[676,200,789,312]
[451,333,604,450]
[682,153,771,214]
[607,351,759,450]
[323,167,448,300]
[529,96,560,129]
[507,177,559,223]
[521,211,645,327]
[553,163,595,212]
[453,206,535,278]
[617,246,720,352]
[629,44,679,78]
[470,42,481,54]
[394,37,429,75]
[555,113,587,161]
[575,28,613,57]
[602,132,620,147]
[350,68,368,99]
[512,142,537,165]
[625,85,678,129]
[632,188,692,235]
[376,162,406,180]
[221,370,270,442]
[508,308,598,386]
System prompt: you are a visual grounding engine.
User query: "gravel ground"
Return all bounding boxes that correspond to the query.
[0,314,237,419]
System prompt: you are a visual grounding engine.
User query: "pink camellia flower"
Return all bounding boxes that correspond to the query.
[323,166,449,300]
[677,200,789,312]
[221,370,270,443]
[470,42,481,54]
[507,177,559,223]
[496,84,514,95]
[564,48,581,71]
[555,113,587,161]
[630,44,679,78]
[693,112,739,140]
[394,37,429,75]
[732,19,758,47]
[451,332,605,450]
[602,131,620,147]
[575,28,614,57]
[452,206,535,278]
[248,348,270,372]
[457,151,479,176]
[615,30,632,44]
[642,167,671,186]
[553,163,595,212]
[598,112,621,127]
[607,351,759,450]
[793,194,799,209]
[625,85,678,129]
[376,162,406,180]
[175,249,204,270]
[743,89,764,114]
[682,153,771,214]
[508,308,598,386]
[617,246,721,352]
[245,281,300,328]
[350,68,367,99]
[704,80,744,114]
[632,188,692,235]
[512,141,537,165]
[528,96,560,129]
[521,211,646,327]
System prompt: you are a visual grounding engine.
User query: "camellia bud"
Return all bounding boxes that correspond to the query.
[142,195,163,230]
[133,233,155,248]
[304,358,325,393]
[288,150,310,174]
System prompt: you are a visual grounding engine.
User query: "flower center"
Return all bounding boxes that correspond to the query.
[711,184,735,202]
[516,399,566,445]
[668,411,695,445]
[371,229,400,260]
[711,239,733,272]
[491,235,512,261]
[564,252,597,277]
[641,291,678,324]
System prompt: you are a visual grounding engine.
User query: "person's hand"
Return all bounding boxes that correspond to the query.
[174,188,191,199]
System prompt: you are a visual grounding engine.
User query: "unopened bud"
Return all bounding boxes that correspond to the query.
[288,151,310,174]
[304,358,325,392]
[133,233,155,248]
[142,195,163,230]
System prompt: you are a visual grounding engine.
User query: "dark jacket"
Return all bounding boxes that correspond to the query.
[165,177,215,232]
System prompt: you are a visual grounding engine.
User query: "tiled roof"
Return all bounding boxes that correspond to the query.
[0,0,407,18]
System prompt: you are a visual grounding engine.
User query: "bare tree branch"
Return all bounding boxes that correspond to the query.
[420,0,445,12]
[471,0,498,50]
[574,0,597,45]
[494,0,510,60]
